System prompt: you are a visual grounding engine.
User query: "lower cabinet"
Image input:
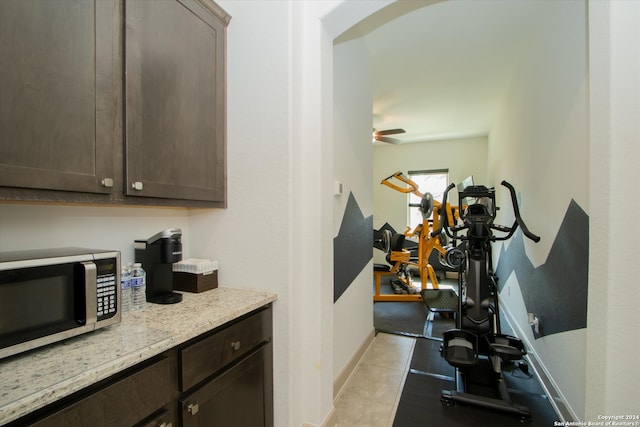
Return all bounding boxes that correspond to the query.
[10,305,272,427]
[180,345,273,427]
[179,305,274,427]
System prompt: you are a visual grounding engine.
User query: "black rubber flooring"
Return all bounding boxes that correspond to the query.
[373,275,456,338]
[393,338,559,426]
[374,301,428,336]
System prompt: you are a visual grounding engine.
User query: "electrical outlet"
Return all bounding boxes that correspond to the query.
[528,313,541,335]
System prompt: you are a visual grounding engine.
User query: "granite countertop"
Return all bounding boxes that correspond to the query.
[0,287,277,426]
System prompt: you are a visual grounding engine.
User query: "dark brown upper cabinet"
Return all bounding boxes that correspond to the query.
[0,0,229,208]
[124,0,228,203]
[0,0,117,195]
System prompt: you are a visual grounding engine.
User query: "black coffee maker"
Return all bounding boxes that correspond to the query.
[134,228,183,304]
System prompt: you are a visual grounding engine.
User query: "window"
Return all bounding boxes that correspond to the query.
[407,169,448,230]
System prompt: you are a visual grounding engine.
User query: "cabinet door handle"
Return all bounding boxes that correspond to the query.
[132,181,144,191]
[101,178,114,188]
[231,340,241,351]
[186,402,199,416]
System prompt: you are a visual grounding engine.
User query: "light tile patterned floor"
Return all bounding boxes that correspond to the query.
[333,333,416,427]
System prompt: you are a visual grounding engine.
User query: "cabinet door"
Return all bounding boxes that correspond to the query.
[180,345,273,427]
[124,0,228,203]
[0,0,117,194]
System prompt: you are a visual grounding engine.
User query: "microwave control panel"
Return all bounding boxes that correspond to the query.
[95,258,118,320]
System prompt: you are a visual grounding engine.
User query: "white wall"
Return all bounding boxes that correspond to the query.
[372,136,487,263]
[332,36,374,382]
[586,0,640,420]
[188,1,296,425]
[0,204,190,262]
[488,0,589,261]
[488,0,589,419]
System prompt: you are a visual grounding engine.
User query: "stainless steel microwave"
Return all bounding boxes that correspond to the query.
[0,248,121,360]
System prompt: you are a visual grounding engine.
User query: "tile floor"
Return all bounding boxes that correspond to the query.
[333,332,416,427]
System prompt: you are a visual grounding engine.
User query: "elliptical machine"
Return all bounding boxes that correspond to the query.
[431,180,540,423]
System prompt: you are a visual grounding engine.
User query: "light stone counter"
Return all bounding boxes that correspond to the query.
[0,287,277,426]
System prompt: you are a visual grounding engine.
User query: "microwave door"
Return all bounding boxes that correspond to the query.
[0,262,89,357]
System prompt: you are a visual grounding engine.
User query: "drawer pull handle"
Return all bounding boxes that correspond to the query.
[187,402,199,416]
[231,341,241,351]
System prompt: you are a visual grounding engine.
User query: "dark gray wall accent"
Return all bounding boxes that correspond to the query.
[334,192,373,302]
[495,200,589,338]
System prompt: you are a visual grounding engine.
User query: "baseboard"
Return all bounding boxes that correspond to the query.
[301,406,337,427]
[300,328,375,427]
[523,350,575,421]
[333,327,376,399]
[320,406,338,427]
[500,303,577,422]
[300,406,338,427]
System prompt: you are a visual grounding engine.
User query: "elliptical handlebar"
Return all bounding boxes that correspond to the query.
[431,183,456,238]
[500,181,541,243]
[430,180,540,243]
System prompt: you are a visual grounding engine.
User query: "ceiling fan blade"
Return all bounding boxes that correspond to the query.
[377,136,401,144]
[376,128,406,136]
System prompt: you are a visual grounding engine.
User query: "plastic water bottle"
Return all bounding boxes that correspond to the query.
[120,263,133,313]
[131,263,147,310]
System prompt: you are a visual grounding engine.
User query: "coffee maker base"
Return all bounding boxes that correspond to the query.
[149,292,183,304]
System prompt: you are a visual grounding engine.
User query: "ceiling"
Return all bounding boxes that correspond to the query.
[339,0,554,145]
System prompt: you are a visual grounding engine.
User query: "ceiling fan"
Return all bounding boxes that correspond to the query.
[372,128,406,144]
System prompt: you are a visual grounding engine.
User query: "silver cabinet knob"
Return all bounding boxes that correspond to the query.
[231,341,241,351]
[132,181,144,191]
[101,178,114,188]
[187,402,199,416]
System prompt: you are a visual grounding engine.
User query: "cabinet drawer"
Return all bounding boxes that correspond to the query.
[30,357,170,427]
[180,307,272,392]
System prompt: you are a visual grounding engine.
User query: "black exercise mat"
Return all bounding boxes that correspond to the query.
[409,338,455,380]
[394,337,559,426]
[374,301,428,336]
[374,275,457,337]
[424,312,455,340]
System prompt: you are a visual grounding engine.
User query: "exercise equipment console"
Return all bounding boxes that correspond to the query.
[431,180,540,423]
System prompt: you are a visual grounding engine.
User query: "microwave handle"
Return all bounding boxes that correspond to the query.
[82,262,98,325]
